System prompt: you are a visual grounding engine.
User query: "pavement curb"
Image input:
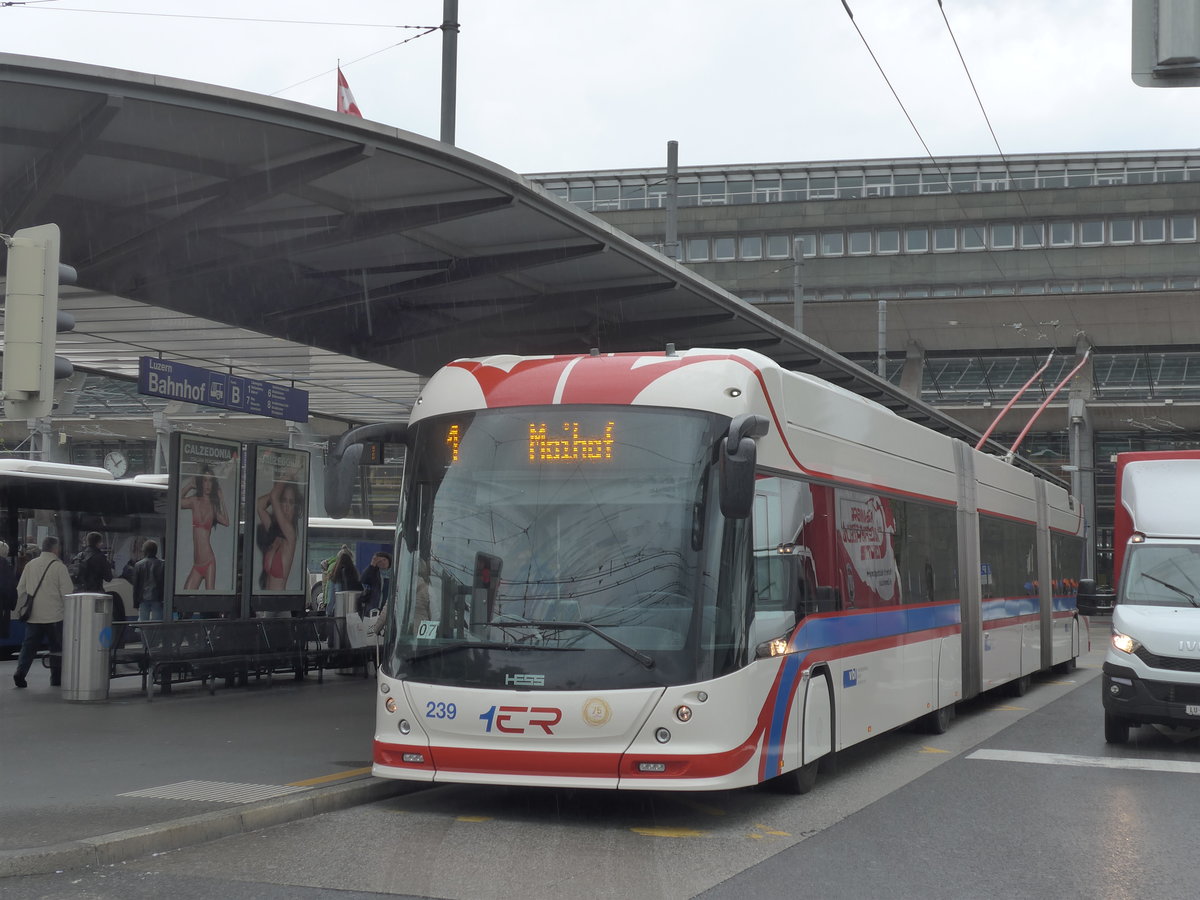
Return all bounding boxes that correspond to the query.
[0,776,410,878]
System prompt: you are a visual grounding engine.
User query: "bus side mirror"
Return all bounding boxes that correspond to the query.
[324,422,408,518]
[719,414,769,519]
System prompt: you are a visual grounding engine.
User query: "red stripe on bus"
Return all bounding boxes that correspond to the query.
[376,739,760,781]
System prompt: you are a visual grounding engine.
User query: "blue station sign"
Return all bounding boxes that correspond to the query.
[138,357,309,422]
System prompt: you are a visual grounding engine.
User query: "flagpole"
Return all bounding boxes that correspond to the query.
[440,0,459,145]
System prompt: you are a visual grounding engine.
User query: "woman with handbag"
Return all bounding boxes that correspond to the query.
[13,536,75,689]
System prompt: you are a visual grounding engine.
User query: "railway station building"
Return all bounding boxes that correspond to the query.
[529,150,1200,582]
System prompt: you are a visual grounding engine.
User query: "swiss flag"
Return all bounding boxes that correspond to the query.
[336,67,362,118]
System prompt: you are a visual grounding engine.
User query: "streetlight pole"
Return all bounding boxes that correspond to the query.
[440,0,459,145]
[792,239,804,333]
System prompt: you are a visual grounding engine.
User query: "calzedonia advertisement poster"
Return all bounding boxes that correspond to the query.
[250,446,309,596]
[173,435,241,596]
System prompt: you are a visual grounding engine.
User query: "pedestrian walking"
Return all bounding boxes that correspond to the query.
[13,536,75,689]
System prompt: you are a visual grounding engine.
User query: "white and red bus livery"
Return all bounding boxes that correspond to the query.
[358,348,1085,792]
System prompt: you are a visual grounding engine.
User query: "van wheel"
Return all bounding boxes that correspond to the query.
[1104,712,1130,745]
[773,760,818,795]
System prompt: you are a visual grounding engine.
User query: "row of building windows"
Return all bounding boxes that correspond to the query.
[533,154,1200,212]
[679,213,1200,263]
[745,274,1200,304]
[916,353,1200,404]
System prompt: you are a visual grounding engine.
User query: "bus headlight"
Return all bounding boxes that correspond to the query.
[1111,632,1141,655]
[398,719,411,735]
[675,705,692,723]
[385,697,397,713]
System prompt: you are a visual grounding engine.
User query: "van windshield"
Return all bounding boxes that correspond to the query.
[1122,544,1200,608]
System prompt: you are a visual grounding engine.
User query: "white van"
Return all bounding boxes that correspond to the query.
[1103,452,1200,743]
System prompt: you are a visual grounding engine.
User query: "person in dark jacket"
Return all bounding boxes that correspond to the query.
[357,551,392,617]
[77,531,129,624]
[131,540,166,622]
[78,532,114,593]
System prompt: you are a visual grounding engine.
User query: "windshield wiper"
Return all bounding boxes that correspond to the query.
[406,640,514,663]
[1140,572,1200,607]
[528,621,655,669]
[406,639,579,664]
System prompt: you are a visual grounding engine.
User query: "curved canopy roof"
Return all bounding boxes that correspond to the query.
[0,53,1020,459]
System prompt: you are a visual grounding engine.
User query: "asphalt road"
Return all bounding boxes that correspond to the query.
[14,638,1198,900]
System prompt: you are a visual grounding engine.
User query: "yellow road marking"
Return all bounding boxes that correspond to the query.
[288,766,372,787]
[753,824,791,836]
[920,746,951,754]
[630,826,707,838]
[457,815,492,822]
[995,705,1028,712]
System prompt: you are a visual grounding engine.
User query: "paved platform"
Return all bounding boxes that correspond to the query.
[0,655,414,877]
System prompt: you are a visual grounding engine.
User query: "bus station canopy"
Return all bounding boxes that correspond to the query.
[0,53,997,451]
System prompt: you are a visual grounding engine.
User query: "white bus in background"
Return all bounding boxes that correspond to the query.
[0,460,166,656]
[327,347,1086,794]
[305,517,393,609]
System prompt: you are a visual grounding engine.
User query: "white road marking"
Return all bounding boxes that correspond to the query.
[119,779,310,803]
[967,748,1200,775]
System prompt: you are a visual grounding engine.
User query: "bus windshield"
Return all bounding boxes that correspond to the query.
[385,406,749,690]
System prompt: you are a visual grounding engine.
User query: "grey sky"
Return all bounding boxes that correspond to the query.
[2,1,1195,174]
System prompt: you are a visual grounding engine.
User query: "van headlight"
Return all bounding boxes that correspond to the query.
[1111,631,1141,655]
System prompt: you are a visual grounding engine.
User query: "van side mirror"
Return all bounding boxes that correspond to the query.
[719,414,769,519]
[324,422,408,518]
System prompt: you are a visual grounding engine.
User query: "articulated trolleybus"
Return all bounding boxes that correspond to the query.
[333,348,1085,793]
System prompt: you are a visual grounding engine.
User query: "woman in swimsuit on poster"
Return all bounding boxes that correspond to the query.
[255,468,303,591]
[180,466,229,590]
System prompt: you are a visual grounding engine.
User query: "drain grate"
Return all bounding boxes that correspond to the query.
[119,780,311,804]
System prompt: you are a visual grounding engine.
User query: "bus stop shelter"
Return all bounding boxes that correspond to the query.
[0,52,1035,468]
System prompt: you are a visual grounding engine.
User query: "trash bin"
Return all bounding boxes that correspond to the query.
[62,591,113,702]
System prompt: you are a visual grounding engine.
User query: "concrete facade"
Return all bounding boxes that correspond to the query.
[530,151,1200,582]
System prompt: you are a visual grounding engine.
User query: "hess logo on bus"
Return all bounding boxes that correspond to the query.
[479,705,563,735]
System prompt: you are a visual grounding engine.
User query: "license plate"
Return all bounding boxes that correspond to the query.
[1187,705,1200,716]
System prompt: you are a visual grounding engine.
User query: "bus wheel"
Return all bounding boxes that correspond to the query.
[774,760,818,795]
[923,704,953,735]
[1010,674,1031,697]
[1104,712,1130,745]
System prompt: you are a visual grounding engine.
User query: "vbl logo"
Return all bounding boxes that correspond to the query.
[479,705,562,734]
[843,668,858,688]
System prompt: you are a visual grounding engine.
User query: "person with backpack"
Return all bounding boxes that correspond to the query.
[131,540,166,621]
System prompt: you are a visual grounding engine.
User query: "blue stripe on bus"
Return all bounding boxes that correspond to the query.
[789,603,960,652]
[981,597,1039,619]
[1051,595,1077,613]
[762,652,804,779]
